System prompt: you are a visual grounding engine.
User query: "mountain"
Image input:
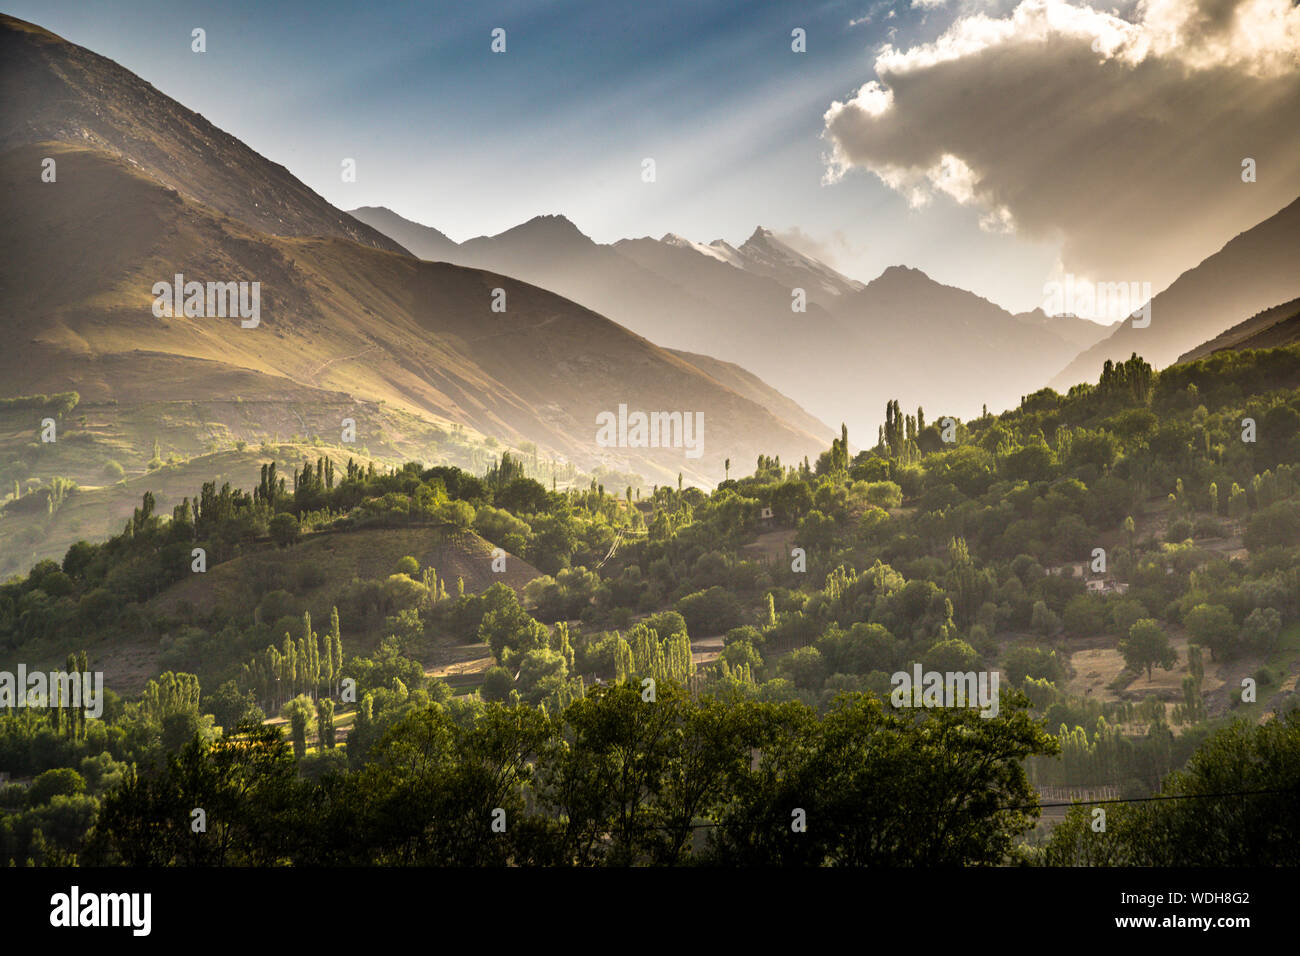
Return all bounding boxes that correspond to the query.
[347,206,458,261]
[0,13,409,256]
[407,213,735,355]
[1013,309,1117,352]
[661,232,743,267]
[1177,297,1300,362]
[0,12,832,567]
[1051,196,1300,389]
[611,233,858,430]
[350,207,848,429]
[650,228,865,309]
[827,266,1088,418]
[664,349,834,442]
[1,142,825,486]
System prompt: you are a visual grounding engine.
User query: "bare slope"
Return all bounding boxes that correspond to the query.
[0,14,409,255]
[665,349,834,443]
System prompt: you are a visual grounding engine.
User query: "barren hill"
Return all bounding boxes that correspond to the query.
[0,13,408,255]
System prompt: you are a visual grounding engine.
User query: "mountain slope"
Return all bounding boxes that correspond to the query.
[353,208,878,435]
[0,13,408,255]
[1177,297,1300,362]
[612,234,858,426]
[351,209,855,431]
[666,349,834,443]
[412,213,737,354]
[1051,196,1300,388]
[1,143,826,491]
[353,206,1101,432]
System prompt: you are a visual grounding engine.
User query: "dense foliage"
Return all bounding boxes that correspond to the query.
[2,346,1298,865]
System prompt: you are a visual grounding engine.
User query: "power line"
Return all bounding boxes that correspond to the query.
[623,785,1300,831]
[1019,786,1297,812]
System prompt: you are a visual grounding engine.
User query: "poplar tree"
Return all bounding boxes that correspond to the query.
[281,633,296,700]
[332,615,344,697]
[317,698,335,749]
[326,606,341,697]
[296,636,309,697]
[290,709,308,759]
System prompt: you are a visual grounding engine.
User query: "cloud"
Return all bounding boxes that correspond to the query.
[822,0,1300,287]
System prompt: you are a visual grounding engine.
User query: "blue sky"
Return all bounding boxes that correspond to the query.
[13,0,1272,314]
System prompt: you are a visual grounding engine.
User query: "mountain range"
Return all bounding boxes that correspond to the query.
[349,207,1117,435]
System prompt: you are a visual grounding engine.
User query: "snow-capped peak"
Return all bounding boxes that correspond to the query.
[660,232,744,267]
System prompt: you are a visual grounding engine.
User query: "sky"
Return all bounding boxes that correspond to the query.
[8,0,1299,314]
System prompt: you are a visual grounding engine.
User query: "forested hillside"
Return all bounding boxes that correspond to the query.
[2,345,1298,865]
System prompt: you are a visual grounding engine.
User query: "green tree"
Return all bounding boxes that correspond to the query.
[1183,604,1235,661]
[479,596,550,667]
[89,723,300,866]
[317,698,336,749]
[283,694,317,758]
[480,666,515,702]
[28,768,87,805]
[1121,619,1177,680]
[707,692,1058,866]
[1045,712,1300,865]
[269,512,300,547]
[1240,607,1282,655]
[1030,600,1060,637]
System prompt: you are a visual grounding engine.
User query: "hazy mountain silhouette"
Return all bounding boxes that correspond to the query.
[827,265,1090,419]
[731,228,864,303]
[1012,309,1117,351]
[1051,196,1300,388]
[1177,297,1300,362]
[354,207,1107,433]
[351,207,853,429]
[348,205,458,261]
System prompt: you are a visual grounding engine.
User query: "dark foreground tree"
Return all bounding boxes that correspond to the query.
[87,722,302,865]
[703,690,1057,866]
[1043,711,1300,865]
